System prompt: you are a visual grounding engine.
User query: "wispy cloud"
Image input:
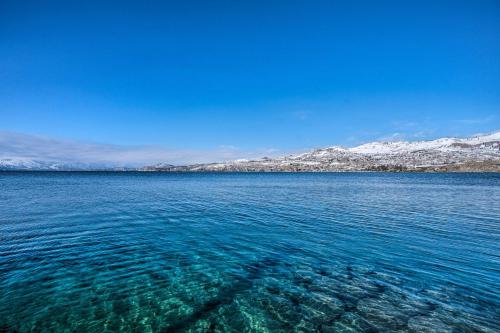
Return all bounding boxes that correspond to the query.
[376,130,436,142]
[383,115,498,142]
[454,115,496,125]
[372,119,439,142]
[0,132,283,167]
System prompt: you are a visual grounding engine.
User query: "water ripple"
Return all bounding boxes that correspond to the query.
[0,172,499,332]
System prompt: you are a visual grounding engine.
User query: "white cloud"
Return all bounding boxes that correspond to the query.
[454,115,496,125]
[0,131,283,167]
[377,130,436,142]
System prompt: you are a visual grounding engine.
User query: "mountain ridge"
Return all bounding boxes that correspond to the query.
[2,132,499,172]
[142,132,500,172]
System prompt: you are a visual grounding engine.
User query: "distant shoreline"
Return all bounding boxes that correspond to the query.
[2,132,498,172]
[1,169,499,173]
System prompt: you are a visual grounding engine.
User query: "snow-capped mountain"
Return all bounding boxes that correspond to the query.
[0,158,70,170]
[143,132,500,172]
[3,132,499,172]
[0,158,130,171]
[349,132,500,154]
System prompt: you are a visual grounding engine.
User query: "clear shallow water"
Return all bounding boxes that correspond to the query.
[0,172,499,333]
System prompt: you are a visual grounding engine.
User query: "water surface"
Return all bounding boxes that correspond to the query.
[0,172,499,332]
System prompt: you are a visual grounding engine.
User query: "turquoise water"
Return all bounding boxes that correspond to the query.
[0,172,499,332]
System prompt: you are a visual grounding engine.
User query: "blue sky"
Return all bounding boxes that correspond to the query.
[1,1,499,164]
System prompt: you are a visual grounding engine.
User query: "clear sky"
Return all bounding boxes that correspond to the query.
[1,1,499,164]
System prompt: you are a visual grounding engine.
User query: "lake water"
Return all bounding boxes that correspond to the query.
[0,172,499,332]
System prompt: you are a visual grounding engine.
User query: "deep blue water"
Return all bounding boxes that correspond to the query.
[0,172,499,332]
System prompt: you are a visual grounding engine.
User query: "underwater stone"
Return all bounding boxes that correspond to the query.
[407,316,453,333]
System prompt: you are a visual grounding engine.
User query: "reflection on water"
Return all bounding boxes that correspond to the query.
[0,172,499,332]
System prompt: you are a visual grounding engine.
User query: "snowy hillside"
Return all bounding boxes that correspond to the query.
[0,158,128,171]
[3,132,499,172]
[143,132,500,172]
[349,132,500,154]
[0,158,68,170]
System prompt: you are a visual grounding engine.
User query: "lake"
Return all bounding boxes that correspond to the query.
[0,172,499,332]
